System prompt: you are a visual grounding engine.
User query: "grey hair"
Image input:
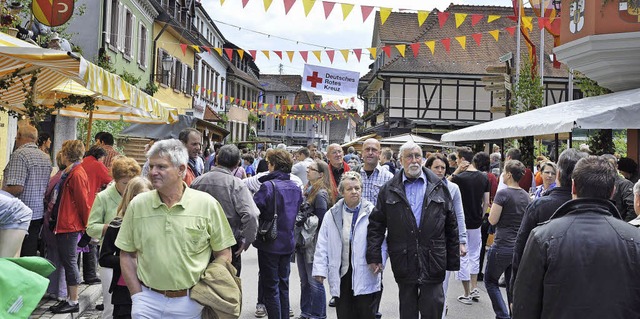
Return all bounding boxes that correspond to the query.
[276,143,287,150]
[490,152,501,162]
[217,144,241,169]
[338,171,362,194]
[634,180,640,195]
[146,139,188,176]
[399,141,421,157]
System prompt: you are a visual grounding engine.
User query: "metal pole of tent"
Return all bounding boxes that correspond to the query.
[85,111,94,147]
[554,133,559,161]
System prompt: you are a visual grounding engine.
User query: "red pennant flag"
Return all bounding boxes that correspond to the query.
[507,15,517,22]
[326,50,335,63]
[283,0,296,14]
[180,43,188,56]
[441,38,451,52]
[537,17,547,30]
[299,51,308,62]
[352,48,362,62]
[350,97,355,102]
[203,46,211,54]
[361,5,373,22]
[506,27,516,36]
[202,87,206,93]
[471,33,482,46]
[242,0,249,7]
[274,50,283,60]
[248,50,257,59]
[322,1,335,19]
[224,48,234,60]
[382,45,391,58]
[438,12,450,28]
[471,14,483,26]
[304,104,309,110]
[410,42,420,57]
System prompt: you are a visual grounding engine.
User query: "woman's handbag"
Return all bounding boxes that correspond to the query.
[257,181,279,242]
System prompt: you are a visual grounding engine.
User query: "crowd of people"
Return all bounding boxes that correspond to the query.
[3,121,640,319]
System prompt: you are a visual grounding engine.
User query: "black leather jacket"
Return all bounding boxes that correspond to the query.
[512,198,640,319]
[366,167,459,284]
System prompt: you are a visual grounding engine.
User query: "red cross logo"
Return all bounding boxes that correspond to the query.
[306,71,323,88]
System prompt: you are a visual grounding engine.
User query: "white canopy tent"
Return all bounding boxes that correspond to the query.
[380,133,444,147]
[441,88,640,142]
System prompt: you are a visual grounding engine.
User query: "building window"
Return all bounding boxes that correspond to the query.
[274,116,284,132]
[294,119,306,132]
[138,24,147,67]
[107,0,119,46]
[172,59,182,90]
[156,49,171,86]
[258,115,266,131]
[124,9,134,57]
[275,95,286,104]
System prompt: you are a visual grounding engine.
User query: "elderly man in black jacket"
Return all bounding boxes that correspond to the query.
[367,141,459,319]
[513,156,640,319]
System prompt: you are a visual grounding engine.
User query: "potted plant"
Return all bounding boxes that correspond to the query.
[0,2,23,36]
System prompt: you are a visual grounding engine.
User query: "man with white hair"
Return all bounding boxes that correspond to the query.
[116,139,236,318]
[628,180,640,226]
[367,141,459,319]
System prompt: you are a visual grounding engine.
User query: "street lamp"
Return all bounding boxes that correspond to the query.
[552,0,561,11]
[161,55,173,71]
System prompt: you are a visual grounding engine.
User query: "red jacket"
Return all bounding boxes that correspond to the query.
[80,156,112,206]
[327,161,350,198]
[55,165,92,234]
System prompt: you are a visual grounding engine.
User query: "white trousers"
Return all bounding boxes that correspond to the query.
[441,271,454,318]
[456,228,481,281]
[100,267,113,319]
[131,285,203,319]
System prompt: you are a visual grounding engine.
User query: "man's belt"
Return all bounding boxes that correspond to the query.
[143,283,188,298]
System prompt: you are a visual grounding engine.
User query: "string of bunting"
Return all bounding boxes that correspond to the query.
[255,109,351,121]
[177,18,552,64]
[215,0,558,27]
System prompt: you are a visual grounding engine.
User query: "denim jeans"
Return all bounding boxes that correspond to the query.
[485,245,513,319]
[258,250,291,319]
[296,250,326,319]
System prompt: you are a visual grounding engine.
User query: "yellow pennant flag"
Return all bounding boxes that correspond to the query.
[454,13,468,28]
[341,3,354,20]
[417,11,430,26]
[230,97,235,103]
[367,47,377,58]
[276,104,281,110]
[262,50,270,59]
[395,44,406,57]
[487,15,501,23]
[214,48,223,56]
[286,51,295,62]
[263,0,273,11]
[340,49,350,62]
[424,41,435,54]
[311,104,315,109]
[253,102,257,107]
[489,30,500,41]
[287,105,292,111]
[455,36,466,50]
[191,45,200,53]
[522,16,534,31]
[220,0,225,4]
[298,105,303,110]
[237,50,244,60]
[302,0,315,16]
[312,50,322,62]
[218,93,223,99]
[380,7,392,25]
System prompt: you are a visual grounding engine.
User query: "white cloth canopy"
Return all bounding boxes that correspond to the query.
[380,133,443,147]
[441,88,640,142]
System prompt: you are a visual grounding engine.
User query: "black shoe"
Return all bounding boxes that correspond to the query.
[329,297,336,307]
[376,312,382,319]
[477,273,484,281]
[83,278,101,285]
[48,301,66,312]
[96,303,104,311]
[51,301,79,314]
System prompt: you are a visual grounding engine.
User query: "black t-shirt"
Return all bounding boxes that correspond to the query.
[493,187,530,249]
[451,171,490,229]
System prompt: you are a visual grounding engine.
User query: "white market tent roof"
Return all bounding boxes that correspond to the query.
[380,133,443,147]
[441,88,640,142]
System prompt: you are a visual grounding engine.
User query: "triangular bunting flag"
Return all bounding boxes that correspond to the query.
[417,10,430,26]
[203,46,211,54]
[253,102,258,108]
[230,97,235,103]
[191,45,200,53]
[326,50,335,63]
[341,3,354,20]
[274,51,283,60]
[224,48,234,60]
[298,105,303,110]
[471,14,483,26]
[487,15,501,23]
[471,33,482,46]
[262,50,270,59]
[312,50,322,62]
[352,48,362,62]
[299,51,308,62]
[340,49,349,62]
[263,0,273,11]
[367,47,377,58]
[220,0,225,4]
[441,38,451,52]
[237,50,244,60]
[180,43,187,56]
[382,46,391,58]
[522,16,534,32]
[286,51,295,62]
[410,42,420,58]
[302,0,315,16]
[241,100,246,107]
[455,36,466,50]
[438,12,450,28]
[214,47,223,56]
[275,104,280,110]
[248,50,257,59]
[242,0,250,7]
[283,0,296,15]
[506,27,516,36]
[395,44,406,57]
[489,29,500,41]
[379,7,392,25]
[361,5,373,22]
[322,1,335,19]
[425,41,435,54]
[454,13,467,28]
[537,17,547,30]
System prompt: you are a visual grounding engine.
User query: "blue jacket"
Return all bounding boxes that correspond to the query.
[252,171,303,255]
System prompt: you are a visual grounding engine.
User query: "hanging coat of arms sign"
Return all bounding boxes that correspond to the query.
[32,0,75,27]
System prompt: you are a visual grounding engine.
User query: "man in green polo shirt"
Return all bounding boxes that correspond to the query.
[116,139,236,319]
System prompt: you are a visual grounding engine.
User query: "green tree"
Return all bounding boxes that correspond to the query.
[574,72,615,155]
[76,117,129,153]
[511,58,544,168]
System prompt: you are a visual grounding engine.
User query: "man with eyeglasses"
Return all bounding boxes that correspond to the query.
[326,143,350,199]
[367,141,459,319]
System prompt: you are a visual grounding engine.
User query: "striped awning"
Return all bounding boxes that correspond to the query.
[0,32,177,124]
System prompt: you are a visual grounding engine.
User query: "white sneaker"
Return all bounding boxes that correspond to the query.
[469,288,480,301]
[255,304,267,318]
[457,295,473,305]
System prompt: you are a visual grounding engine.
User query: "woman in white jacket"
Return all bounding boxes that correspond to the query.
[312,171,387,319]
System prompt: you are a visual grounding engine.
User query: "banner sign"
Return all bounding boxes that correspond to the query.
[301,64,359,96]
[32,0,75,27]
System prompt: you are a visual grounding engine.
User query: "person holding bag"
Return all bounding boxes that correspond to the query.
[253,149,303,319]
[295,160,335,319]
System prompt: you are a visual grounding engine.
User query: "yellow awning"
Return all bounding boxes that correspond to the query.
[0,32,177,124]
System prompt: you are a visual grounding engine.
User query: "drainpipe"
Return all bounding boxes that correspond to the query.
[150,22,170,84]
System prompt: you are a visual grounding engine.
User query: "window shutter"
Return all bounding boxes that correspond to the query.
[181,63,187,93]
[130,15,136,58]
[156,49,163,83]
[136,23,142,65]
[117,3,124,51]
[105,0,112,44]
[187,67,193,95]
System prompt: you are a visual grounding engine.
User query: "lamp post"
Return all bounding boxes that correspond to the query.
[552,0,561,11]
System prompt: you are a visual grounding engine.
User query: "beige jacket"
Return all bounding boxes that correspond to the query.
[191,258,242,319]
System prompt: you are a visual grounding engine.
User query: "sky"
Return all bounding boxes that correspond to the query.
[201,0,516,104]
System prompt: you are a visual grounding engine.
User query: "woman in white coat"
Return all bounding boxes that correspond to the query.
[312,171,386,319]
